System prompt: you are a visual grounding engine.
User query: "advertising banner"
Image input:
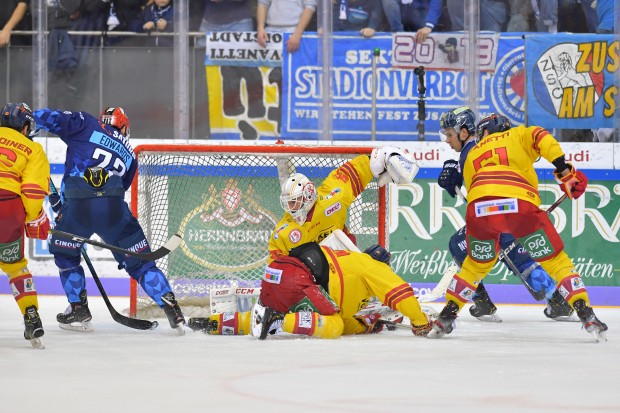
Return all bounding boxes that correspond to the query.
[525,33,619,129]
[282,33,527,140]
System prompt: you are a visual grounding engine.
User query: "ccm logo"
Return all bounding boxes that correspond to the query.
[324,202,342,217]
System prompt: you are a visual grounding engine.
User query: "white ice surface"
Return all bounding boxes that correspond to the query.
[0,294,618,413]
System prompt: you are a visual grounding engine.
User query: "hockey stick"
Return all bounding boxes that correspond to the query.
[82,251,158,330]
[417,264,457,303]
[50,181,158,330]
[50,229,182,261]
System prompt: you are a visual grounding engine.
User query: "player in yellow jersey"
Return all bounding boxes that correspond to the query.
[0,103,50,349]
[429,109,608,341]
[189,147,433,338]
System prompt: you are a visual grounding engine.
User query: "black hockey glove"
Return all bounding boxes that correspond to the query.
[48,192,62,213]
[438,159,463,198]
[364,244,391,265]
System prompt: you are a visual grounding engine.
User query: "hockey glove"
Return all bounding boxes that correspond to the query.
[437,159,463,198]
[354,312,385,334]
[411,321,432,337]
[370,146,419,187]
[554,163,587,199]
[48,192,62,213]
[25,210,50,240]
[363,244,391,265]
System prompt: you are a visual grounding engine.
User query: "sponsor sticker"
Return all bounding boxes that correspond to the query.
[324,202,342,217]
[474,198,518,217]
[263,266,282,284]
[518,229,554,259]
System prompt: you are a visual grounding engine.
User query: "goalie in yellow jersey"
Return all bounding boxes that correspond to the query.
[188,148,434,338]
[428,109,608,342]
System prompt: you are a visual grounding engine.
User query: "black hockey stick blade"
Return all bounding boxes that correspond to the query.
[81,250,158,330]
[50,229,182,261]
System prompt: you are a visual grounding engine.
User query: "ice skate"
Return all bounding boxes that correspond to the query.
[162,292,186,336]
[428,301,459,339]
[24,306,45,349]
[57,290,93,332]
[256,306,285,340]
[469,283,502,322]
[573,299,608,342]
[544,290,577,322]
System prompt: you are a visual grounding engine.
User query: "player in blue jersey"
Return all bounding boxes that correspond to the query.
[33,107,186,334]
[437,108,574,322]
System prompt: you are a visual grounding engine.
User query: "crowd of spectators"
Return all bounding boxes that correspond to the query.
[0,0,615,49]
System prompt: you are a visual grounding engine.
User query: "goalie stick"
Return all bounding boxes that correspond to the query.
[50,229,182,261]
[50,181,158,331]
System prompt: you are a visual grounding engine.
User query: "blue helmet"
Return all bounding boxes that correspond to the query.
[0,102,36,137]
[476,113,511,142]
[440,106,476,136]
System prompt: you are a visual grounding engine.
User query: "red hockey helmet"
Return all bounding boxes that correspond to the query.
[99,107,130,134]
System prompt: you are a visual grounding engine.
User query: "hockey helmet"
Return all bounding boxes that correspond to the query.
[440,106,476,136]
[476,113,512,142]
[279,173,317,225]
[100,107,130,136]
[0,102,36,137]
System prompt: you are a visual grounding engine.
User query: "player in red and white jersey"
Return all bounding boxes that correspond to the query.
[429,110,608,341]
[0,102,50,349]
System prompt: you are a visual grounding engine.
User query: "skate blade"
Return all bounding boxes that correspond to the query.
[427,327,445,339]
[551,315,579,322]
[173,323,186,336]
[29,337,45,349]
[590,329,608,343]
[475,314,503,323]
[59,321,94,333]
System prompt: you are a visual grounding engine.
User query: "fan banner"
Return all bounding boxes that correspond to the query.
[391,32,501,71]
[524,33,618,129]
[282,33,527,140]
[204,31,282,67]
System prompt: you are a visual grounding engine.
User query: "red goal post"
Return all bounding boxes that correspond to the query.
[129,143,389,318]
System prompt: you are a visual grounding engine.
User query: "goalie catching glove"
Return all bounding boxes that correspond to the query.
[25,210,50,240]
[370,146,419,187]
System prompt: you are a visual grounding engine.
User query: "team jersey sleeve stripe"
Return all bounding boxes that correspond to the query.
[532,127,549,152]
[340,162,363,197]
[0,171,21,182]
[385,284,414,309]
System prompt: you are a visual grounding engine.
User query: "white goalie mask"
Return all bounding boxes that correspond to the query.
[279,173,317,225]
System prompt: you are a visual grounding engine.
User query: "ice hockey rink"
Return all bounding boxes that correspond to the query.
[0,294,618,413]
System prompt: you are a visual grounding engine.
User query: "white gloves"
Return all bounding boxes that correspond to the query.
[370,146,419,187]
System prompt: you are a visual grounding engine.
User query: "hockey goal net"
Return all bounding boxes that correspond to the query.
[129,144,388,318]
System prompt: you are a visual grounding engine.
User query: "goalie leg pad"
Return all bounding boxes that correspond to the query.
[201,311,251,335]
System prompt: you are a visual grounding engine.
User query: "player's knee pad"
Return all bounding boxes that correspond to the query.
[448,227,467,266]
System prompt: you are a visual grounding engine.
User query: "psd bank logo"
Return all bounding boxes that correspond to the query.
[531,43,604,117]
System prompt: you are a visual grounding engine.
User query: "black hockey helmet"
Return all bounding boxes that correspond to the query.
[476,113,512,142]
[0,102,36,137]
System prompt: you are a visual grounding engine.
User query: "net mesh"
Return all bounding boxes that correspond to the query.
[131,146,385,317]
